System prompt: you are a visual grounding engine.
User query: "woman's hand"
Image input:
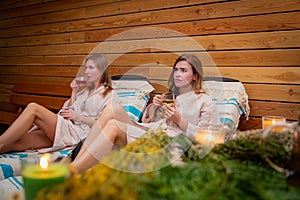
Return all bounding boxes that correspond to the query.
[152,94,163,106]
[70,78,80,93]
[59,108,80,122]
[162,104,181,125]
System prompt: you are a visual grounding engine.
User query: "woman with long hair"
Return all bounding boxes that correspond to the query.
[0,53,116,153]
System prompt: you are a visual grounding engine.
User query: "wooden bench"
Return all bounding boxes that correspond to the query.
[1,78,252,131]
[3,75,253,133]
[0,82,72,131]
[9,82,71,119]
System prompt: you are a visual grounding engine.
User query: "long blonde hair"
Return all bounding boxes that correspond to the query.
[168,54,204,96]
[84,54,112,97]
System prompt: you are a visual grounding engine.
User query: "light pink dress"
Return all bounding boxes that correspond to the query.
[38,86,117,152]
[127,91,221,143]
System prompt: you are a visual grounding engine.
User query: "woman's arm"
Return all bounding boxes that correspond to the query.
[162,104,188,132]
[59,109,96,127]
[163,94,221,138]
[74,114,96,127]
[68,78,81,106]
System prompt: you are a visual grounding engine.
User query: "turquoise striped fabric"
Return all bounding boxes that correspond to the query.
[117,91,150,122]
[212,98,244,131]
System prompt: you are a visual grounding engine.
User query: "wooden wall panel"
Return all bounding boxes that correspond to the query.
[2,31,300,54]
[0,0,56,11]
[0,0,124,19]
[0,0,227,28]
[0,0,299,129]
[1,10,299,38]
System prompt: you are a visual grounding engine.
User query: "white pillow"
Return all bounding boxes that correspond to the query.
[203,81,250,131]
[112,80,154,122]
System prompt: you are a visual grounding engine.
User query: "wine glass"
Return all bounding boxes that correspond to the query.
[162,92,175,107]
[76,74,87,87]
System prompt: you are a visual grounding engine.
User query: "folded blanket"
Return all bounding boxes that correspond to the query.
[0,147,73,181]
[203,81,250,131]
[0,176,24,200]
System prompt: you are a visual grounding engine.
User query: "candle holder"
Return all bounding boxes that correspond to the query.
[262,116,286,130]
[195,125,225,158]
[21,154,70,200]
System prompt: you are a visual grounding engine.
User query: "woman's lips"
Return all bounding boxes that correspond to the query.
[175,78,181,83]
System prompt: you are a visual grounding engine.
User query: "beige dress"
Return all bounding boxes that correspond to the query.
[39,86,117,152]
[127,91,221,143]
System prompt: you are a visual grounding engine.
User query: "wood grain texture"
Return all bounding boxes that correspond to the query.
[0,111,18,125]
[0,0,227,28]
[244,84,300,102]
[247,100,300,121]
[12,83,71,97]
[0,0,56,11]
[1,30,300,53]
[0,9,299,38]
[10,93,67,110]
[0,0,124,19]
[0,0,299,131]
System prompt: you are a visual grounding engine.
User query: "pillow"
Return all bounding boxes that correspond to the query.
[212,97,245,131]
[203,80,250,131]
[112,76,154,122]
[116,89,150,122]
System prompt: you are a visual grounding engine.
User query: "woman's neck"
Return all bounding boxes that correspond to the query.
[179,85,193,95]
[89,82,102,90]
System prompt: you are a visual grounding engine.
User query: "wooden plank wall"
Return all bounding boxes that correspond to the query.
[0,0,299,131]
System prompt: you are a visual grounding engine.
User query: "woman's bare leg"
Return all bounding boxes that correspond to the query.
[72,119,128,173]
[1,129,53,153]
[71,103,149,173]
[0,102,58,153]
[74,103,134,159]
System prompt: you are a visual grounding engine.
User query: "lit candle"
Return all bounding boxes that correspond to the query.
[195,127,225,158]
[195,128,225,145]
[22,153,69,200]
[262,116,286,130]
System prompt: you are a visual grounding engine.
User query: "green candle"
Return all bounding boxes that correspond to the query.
[22,157,69,200]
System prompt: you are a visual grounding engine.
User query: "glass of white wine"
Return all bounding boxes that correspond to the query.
[162,92,175,107]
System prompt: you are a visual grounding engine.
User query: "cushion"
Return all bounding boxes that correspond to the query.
[112,75,154,122]
[203,79,250,131]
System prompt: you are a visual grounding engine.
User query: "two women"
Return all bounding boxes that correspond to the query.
[70,54,222,173]
[0,54,115,153]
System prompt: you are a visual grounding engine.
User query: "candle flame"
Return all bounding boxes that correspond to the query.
[40,153,50,169]
[272,119,276,124]
[206,131,215,142]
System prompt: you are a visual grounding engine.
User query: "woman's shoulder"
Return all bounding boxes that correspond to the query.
[197,92,211,99]
[180,90,211,99]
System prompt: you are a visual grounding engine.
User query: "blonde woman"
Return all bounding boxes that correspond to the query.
[0,54,116,153]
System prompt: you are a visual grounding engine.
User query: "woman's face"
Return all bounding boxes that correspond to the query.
[173,60,197,90]
[85,60,101,84]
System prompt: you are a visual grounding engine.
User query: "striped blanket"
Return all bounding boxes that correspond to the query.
[203,80,250,131]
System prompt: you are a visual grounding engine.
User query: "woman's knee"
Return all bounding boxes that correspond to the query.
[105,119,119,136]
[97,103,128,124]
[26,102,42,113]
[25,103,50,118]
[104,103,124,115]
[104,119,127,142]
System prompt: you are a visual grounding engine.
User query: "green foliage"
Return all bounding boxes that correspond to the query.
[36,128,300,200]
